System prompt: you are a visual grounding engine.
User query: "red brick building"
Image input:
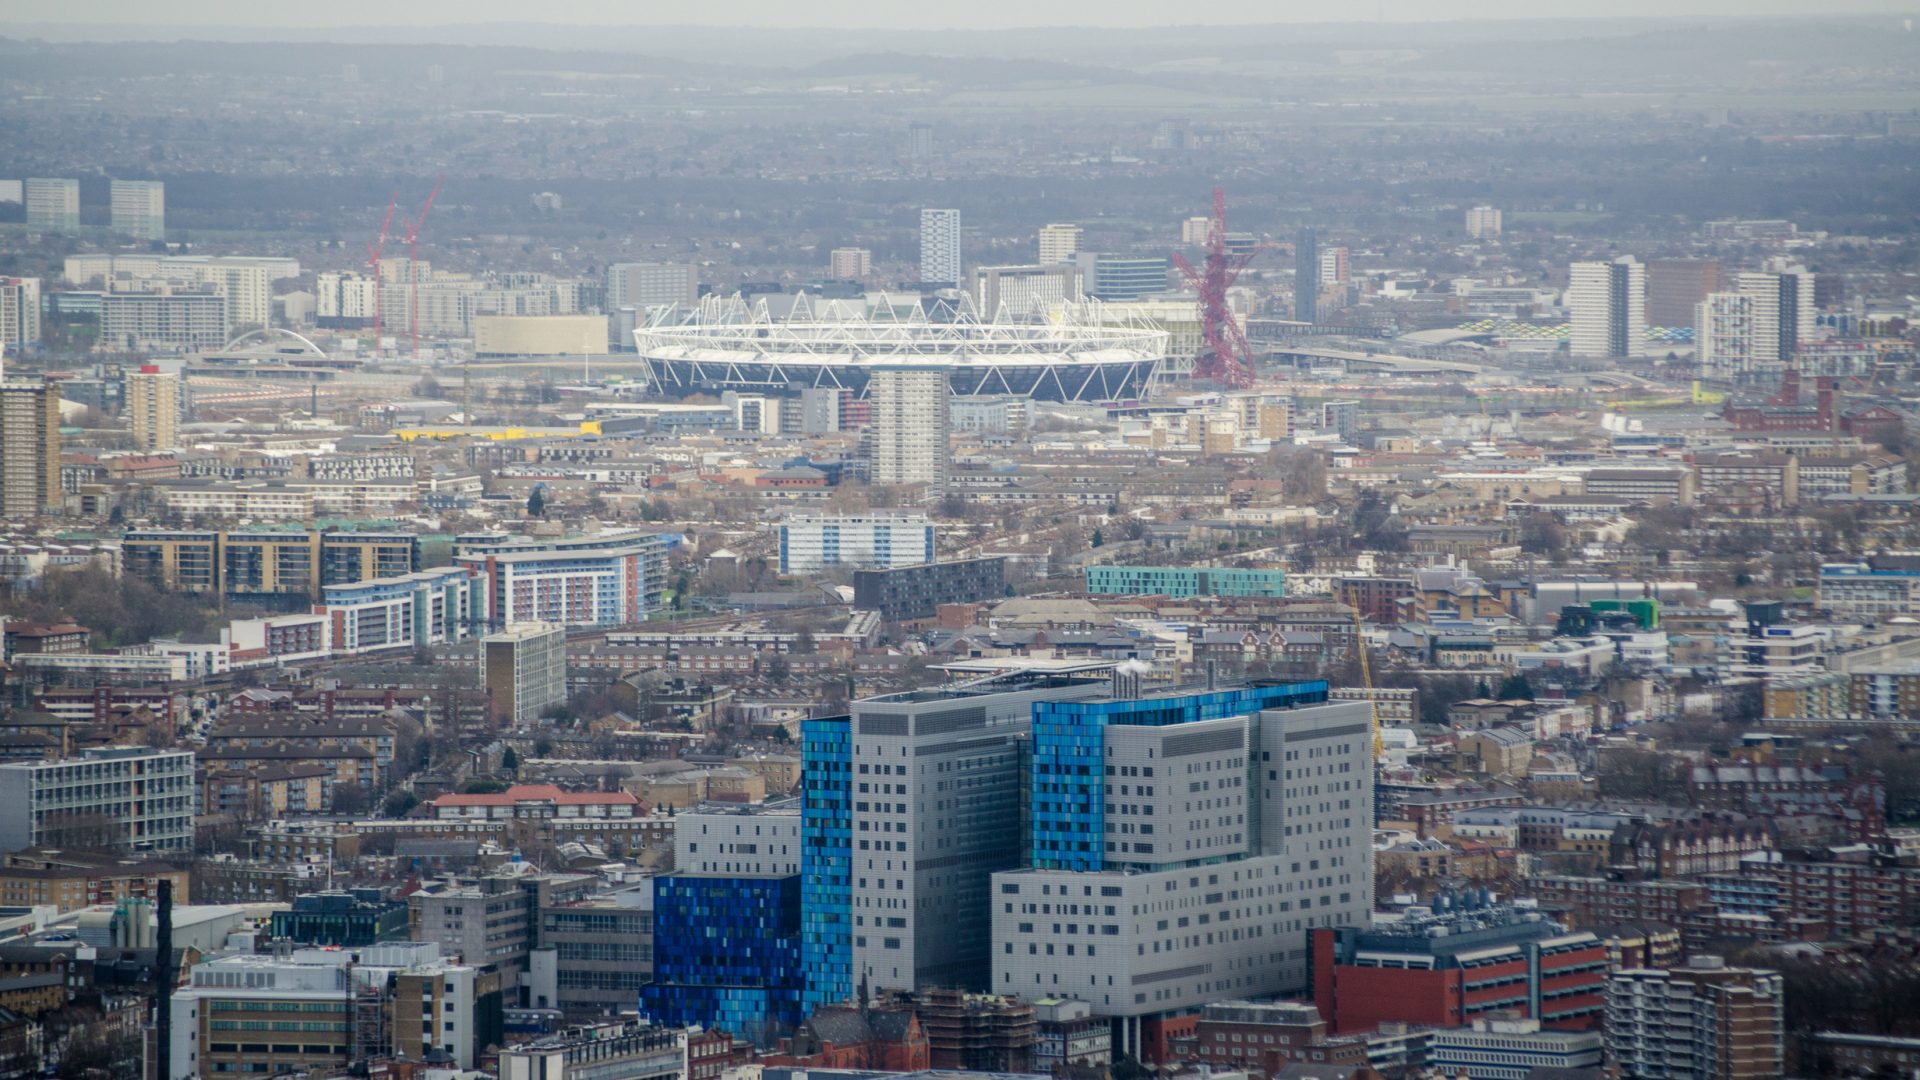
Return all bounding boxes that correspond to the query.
[1310,899,1608,1035]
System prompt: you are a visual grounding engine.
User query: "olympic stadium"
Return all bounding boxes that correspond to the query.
[632,296,1171,403]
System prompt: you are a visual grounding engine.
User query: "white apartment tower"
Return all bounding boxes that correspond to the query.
[1735,269,1813,365]
[867,366,949,491]
[126,365,183,451]
[1319,247,1350,286]
[0,278,41,350]
[110,179,166,241]
[1696,292,1756,380]
[24,178,79,232]
[1038,224,1083,266]
[1568,257,1646,359]
[919,209,962,286]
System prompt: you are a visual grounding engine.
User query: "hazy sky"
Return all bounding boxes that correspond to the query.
[5,0,1912,28]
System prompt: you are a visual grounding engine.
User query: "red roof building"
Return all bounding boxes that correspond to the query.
[429,783,642,821]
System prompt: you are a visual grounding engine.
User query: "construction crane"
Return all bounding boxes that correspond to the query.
[1171,186,1257,390]
[403,175,445,359]
[1349,603,1385,761]
[365,192,399,354]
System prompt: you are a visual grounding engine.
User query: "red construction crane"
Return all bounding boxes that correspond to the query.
[1171,186,1257,390]
[366,192,399,353]
[403,174,445,358]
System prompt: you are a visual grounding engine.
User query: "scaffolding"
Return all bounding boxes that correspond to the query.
[919,988,1037,1074]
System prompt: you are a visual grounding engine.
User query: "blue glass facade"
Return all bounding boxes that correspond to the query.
[640,874,804,1043]
[1028,681,1328,871]
[800,715,852,1009]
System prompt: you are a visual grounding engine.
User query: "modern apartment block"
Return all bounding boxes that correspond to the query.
[0,747,195,854]
[122,529,422,605]
[453,530,673,627]
[1085,565,1286,599]
[24,177,79,232]
[853,557,1008,622]
[801,671,1115,1010]
[110,179,166,240]
[482,622,567,724]
[866,366,949,490]
[317,566,483,654]
[126,364,182,450]
[0,376,61,517]
[919,208,962,286]
[778,513,935,575]
[1605,957,1785,1080]
[991,681,1369,1056]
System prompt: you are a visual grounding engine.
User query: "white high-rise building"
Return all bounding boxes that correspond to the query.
[1038,223,1083,266]
[1736,269,1813,365]
[24,178,79,232]
[845,676,1110,996]
[868,365,948,490]
[0,277,40,350]
[1465,205,1503,238]
[1181,216,1213,245]
[1568,257,1646,359]
[1319,246,1350,286]
[919,209,962,286]
[110,179,165,241]
[1696,292,1755,380]
[991,686,1373,1048]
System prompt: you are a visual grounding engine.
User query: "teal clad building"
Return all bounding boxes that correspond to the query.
[1085,565,1285,599]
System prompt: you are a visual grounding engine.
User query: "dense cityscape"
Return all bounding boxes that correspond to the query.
[0,6,1918,1080]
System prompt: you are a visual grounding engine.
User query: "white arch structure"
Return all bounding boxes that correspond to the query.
[221,327,330,358]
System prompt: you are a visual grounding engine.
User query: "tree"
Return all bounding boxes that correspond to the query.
[460,779,510,795]
[1091,528,1105,548]
[527,486,546,518]
[501,745,520,775]
[381,789,420,818]
[1495,673,1535,701]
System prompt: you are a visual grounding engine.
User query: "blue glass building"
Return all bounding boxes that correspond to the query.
[1028,681,1328,872]
[800,715,852,1009]
[640,874,805,1043]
